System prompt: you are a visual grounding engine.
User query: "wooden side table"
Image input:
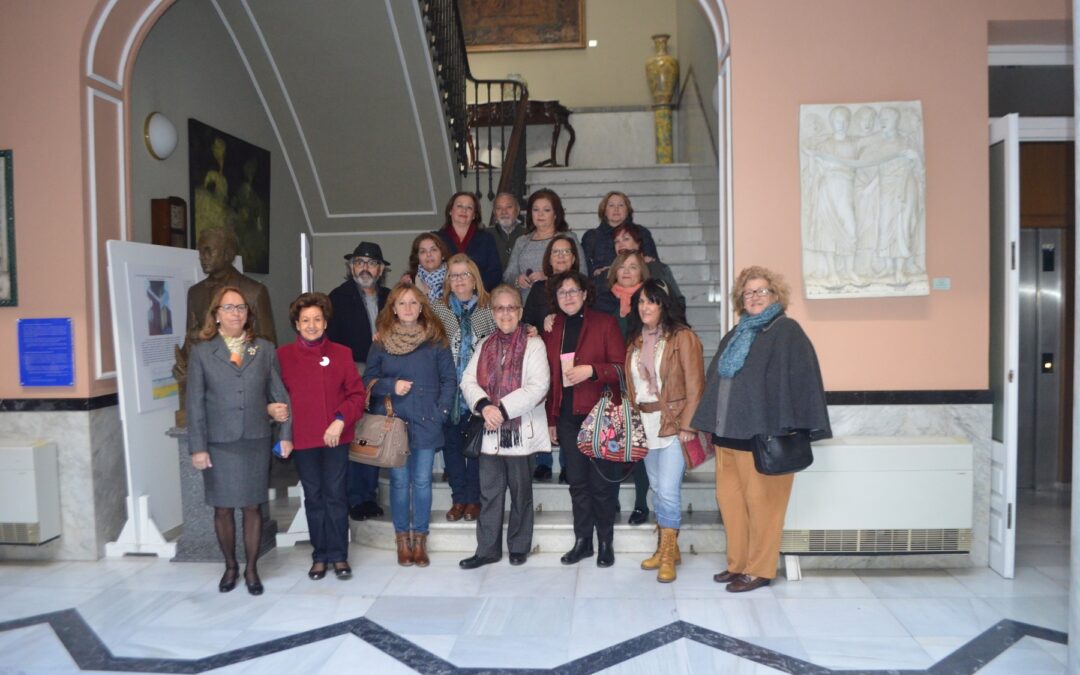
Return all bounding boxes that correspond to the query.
[468,99,576,168]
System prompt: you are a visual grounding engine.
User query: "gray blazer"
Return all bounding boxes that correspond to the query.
[186,336,291,454]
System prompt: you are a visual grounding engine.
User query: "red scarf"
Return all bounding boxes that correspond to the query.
[475,324,528,447]
[446,223,476,253]
[611,283,643,317]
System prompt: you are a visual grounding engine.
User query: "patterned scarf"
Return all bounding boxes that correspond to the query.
[449,294,478,423]
[475,324,528,448]
[611,282,642,317]
[381,322,428,356]
[416,264,447,303]
[717,302,783,377]
[221,332,247,366]
[637,326,663,397]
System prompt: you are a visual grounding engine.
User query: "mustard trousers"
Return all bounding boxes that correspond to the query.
[715,446,794,580]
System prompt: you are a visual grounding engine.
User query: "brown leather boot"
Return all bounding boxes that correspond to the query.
[412,532,430,567]
[395,532,414,566]
[657,527,679,583]
[640,526,662,570]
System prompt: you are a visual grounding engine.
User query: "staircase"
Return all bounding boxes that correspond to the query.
[528,164,725,356]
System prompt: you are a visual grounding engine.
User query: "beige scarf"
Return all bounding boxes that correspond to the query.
[221,332,247,366]
[381,323,428,355]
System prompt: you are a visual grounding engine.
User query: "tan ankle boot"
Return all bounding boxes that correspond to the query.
[412,532,430,567]
[641,526,662,570]
[657,528,679,583]
[395,532,414,566]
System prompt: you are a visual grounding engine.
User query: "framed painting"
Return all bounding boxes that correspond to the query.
[462,0,585,52]
[0,150,15,306]
[188,119,271,273]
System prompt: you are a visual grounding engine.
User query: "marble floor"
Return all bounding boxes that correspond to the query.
[0,489,1069,674]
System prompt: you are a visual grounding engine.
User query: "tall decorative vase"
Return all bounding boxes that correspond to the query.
[645,34,679,164]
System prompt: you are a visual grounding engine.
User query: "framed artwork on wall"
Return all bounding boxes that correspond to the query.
[151,196,188,249]
[0,150,16,307]
[461,0,585,52]
[188,119,271,273]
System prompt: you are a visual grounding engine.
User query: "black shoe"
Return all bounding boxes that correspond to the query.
[333,562,352,579]
[349,504,368,521]
[509,552,528,565]
[459,555,501,569]
[533,465,553,482]
[628,507,649,526]
[558,470,568,484]
[560,538,595,565]
[359,501,384,518]
[597,541,615,568]
[245,570,264,596]
[308,563,327,580]
[218,565,239,593]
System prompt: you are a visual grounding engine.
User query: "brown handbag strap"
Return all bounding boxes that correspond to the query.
[364,378,395,418]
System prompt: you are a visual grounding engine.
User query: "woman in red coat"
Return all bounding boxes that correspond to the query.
[542,270,627,567]
[275,293,366,581]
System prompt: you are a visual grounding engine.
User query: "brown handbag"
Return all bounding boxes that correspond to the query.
[349,379,410,468]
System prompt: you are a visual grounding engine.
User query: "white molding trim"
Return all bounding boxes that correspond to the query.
[989,44,1072,67]
[1018,116,1075,141]
[85,0,166,92]
[314,229,432,237]
[212,0,314,235]
[87,88,125,381]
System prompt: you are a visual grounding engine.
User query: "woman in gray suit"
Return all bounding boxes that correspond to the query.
[187,286,290,596]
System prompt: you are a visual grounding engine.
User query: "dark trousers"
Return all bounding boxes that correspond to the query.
[632,462,650,511]
[558,413,622,544]
[293,444,350,563]
[347,462,380,506]
[443,415,481,504]
[476,453,533,558]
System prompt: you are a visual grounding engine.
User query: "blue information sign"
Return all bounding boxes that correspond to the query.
[18,318,75,387]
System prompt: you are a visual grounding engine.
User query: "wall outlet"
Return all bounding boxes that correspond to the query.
[931,277,951,291]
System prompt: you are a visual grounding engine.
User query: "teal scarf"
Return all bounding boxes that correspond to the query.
[717,303,782,378]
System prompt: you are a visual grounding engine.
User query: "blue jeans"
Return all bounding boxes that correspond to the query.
[389,447,436,534]
[642,437,685,529]
[443,416,480,504]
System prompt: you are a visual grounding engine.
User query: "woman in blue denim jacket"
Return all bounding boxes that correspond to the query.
[364,282,456,567]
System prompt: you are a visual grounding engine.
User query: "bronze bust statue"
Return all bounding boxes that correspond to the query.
[173,227,277,426]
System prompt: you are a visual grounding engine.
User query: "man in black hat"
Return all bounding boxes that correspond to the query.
[327,241,391,521]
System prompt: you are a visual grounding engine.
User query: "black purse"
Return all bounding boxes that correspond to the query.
[462,414,486,459]
[751,430,813,475]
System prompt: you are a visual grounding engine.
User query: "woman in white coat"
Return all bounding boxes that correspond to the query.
[458,284,551,568]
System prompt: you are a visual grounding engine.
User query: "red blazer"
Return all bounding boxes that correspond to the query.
[277,338,366,450]
[543,309,627,424]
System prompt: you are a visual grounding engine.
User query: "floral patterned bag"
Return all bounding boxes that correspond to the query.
[576,365,649,463]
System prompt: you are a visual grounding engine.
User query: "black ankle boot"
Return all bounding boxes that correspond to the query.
[597,540,615,567]
[560,538,595,565]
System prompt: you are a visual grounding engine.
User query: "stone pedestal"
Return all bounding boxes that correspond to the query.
[168,427,277,562]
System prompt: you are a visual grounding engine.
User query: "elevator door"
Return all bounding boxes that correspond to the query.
[1017,228,1066,489]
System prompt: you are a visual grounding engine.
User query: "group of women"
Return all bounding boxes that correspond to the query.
[184,188,830,596]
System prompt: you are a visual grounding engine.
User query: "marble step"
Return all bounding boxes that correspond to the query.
[541,179,697,198]
[528,164,692,184]
[376,471,719,514]
[650,226,721,245]
[566,210,702,230]
[561,194,699,214]
[350,509,726,554]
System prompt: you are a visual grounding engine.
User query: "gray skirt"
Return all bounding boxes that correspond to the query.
[202,437,272,508]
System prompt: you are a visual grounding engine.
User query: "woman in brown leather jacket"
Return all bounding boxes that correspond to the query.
[624,279,705,583]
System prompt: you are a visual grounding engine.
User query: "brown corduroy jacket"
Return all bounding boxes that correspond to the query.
[625,326,706,438]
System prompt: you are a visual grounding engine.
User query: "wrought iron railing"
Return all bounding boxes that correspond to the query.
[420,0,530,208]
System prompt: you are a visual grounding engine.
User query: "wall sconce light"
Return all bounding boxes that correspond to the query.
[144,112,178,160]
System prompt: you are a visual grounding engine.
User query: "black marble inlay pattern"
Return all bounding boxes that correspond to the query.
[826,390,992,405]
[0,393,119,412]
[0,608,1066,674]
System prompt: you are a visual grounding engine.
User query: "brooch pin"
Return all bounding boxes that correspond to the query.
[246,346,258,356]
[320,356,330,367]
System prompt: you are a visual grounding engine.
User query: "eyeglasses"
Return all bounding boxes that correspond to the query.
[350,258,380,269]
[448,272,472,280]
[219,304,248,313]
[741,288,772,300]
[556,289,583,299]
[493,305,521,314]
[550,249,574,258]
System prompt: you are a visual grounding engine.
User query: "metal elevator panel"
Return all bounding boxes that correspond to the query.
[1017,228,1065,490]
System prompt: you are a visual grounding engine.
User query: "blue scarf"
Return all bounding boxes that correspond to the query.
[717,303,783,378]
[416,264,447,303]
[450,294,478,422]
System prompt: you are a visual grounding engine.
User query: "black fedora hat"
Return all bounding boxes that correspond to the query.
[345,242,390,266]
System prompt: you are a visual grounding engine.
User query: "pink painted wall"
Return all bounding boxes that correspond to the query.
[726,0,1071,391]
[0,3,99,398]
